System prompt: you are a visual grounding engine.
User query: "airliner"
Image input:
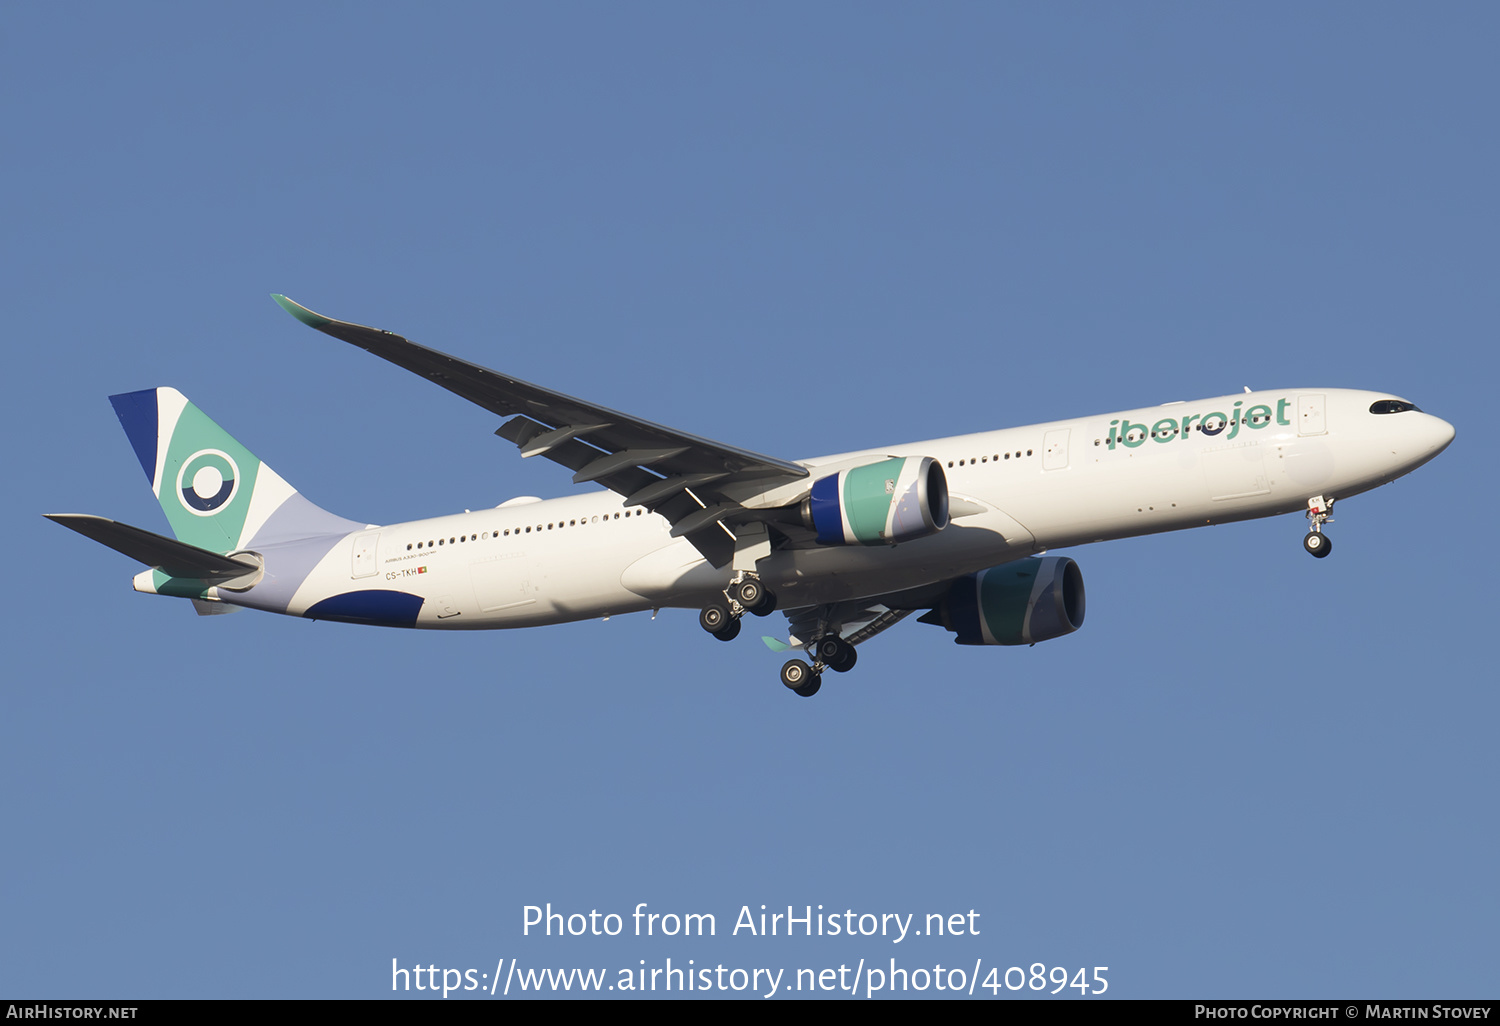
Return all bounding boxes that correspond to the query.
[48,296,1455,697]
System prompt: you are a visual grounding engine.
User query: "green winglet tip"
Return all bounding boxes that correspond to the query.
[271,293,332,329]
[761,636,792,653]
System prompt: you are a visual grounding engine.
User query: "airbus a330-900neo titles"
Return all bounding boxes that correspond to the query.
[48,296,1455,697]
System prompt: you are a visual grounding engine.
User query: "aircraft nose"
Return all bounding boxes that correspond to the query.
[1426,414,1456,454]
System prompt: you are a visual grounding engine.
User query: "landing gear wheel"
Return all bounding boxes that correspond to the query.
[813,635,855,671]
[1303,496,1335,558]
[699,604,731,634]
[733,579,777,616]
[793,677,822,698]
[828,645,857,673]
[812,636,843,662]
[749,587,777,617]
[712,617,742,641]
[1303,532,1332,558]
[734,578,763,609]
[781,658,815,691]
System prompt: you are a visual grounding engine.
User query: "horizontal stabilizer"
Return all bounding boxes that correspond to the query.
[45,514,260,579]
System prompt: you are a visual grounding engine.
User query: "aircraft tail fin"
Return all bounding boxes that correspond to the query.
[107,387,361,554]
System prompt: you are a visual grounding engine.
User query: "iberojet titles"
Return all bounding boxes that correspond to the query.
[522,903,977,943]
[1107,397,1293,449]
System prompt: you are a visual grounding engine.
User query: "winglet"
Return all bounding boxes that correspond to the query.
[270,294,333,329]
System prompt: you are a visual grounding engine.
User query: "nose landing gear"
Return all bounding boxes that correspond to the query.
[1303,495,1334,558]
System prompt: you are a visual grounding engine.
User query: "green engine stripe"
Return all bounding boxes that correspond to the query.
[977,563,1038,645]
[842,459,901,544]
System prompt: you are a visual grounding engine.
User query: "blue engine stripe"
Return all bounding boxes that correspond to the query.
[809,473,844,545]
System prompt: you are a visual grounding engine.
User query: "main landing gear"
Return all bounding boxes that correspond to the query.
[779,634,857,698]
[699,572,777,642]
[1303,495,1335,559]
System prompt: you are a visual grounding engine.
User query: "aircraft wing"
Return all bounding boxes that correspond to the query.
[273,296,808,567]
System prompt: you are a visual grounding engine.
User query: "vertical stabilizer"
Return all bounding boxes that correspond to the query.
[109,387,361,553]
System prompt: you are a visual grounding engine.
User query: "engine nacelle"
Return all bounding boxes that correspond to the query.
[922,556,1086,646]
[804,456,949,546]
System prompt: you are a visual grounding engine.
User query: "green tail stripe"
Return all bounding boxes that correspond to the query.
[158,398,263,553]
[151,570,212,600]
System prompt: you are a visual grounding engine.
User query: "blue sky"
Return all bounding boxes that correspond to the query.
[4,3,1495,999]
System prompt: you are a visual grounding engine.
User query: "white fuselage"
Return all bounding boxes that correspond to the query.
[227,388,1453,629]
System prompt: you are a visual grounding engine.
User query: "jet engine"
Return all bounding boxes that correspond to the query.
[919,556,1085,645]
[802,456,949,546]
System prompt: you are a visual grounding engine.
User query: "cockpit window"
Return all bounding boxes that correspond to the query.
[1370,400,1420,414]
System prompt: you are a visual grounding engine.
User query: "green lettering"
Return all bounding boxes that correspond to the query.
[1106,420,1119,450]
[1227,401,1244,440]
[1120,419,1147,448]
[1247,404,1272,429]
[1152,418,1177,443]
[1201,412,1227,436]
[1181,414,1200,437]
[1276,398,1291,425]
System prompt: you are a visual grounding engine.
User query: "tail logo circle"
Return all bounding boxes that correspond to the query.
[177,449,240,516]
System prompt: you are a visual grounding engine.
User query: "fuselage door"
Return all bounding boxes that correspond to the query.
[1298,394,1327,436]
[1043,429,1070,471]
[352,531,380,578]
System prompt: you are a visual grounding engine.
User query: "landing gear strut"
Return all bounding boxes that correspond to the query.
[1303,495,1335,559]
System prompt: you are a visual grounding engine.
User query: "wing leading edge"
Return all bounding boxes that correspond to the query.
[272,295,807,566]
